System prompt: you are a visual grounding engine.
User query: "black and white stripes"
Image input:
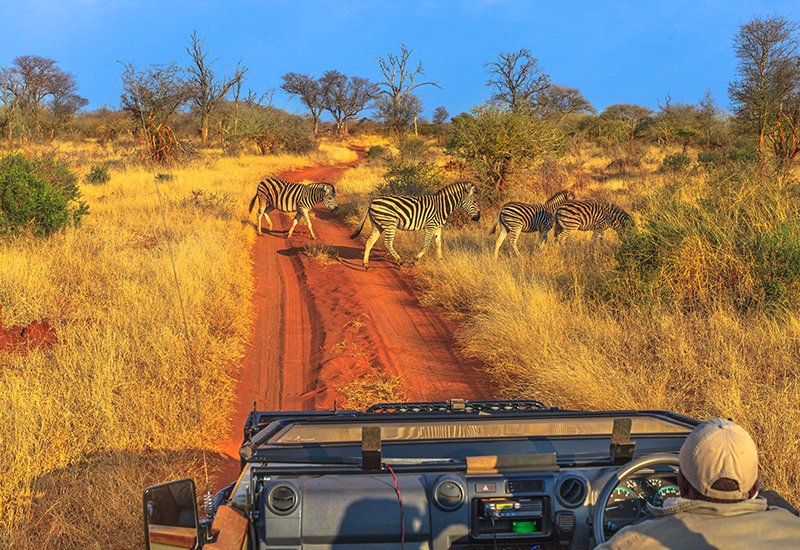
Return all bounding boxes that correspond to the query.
[350,181,481,269]
[248,178,338,239]
[491,190,576,258]
[553,200,631,243]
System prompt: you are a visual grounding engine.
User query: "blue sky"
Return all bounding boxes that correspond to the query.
[1,1,796,120]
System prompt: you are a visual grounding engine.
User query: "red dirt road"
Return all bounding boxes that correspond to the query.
[219,147,496,469]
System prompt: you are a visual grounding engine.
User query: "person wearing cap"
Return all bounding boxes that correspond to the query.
[596,418,800,549]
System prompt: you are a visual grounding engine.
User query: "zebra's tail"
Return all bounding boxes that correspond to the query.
[248,193,258,214]
[350,209,369,239]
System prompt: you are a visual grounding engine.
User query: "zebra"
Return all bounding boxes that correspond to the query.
[553,200,631,244]
[350,181,481,269]
[248,178,338,239]
[490,189,576,259]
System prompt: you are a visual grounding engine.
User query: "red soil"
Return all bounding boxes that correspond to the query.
[0,303,57,351]
[214,146,496,485]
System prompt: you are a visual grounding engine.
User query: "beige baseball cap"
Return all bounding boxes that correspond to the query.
[679,418,759,501]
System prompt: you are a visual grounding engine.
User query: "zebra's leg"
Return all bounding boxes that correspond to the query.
[414,226,436,262]
[509,227,523,257]
[434,226,443,259]
[539,228,549,245]
[288,209,315,239]
[383,224,403,265]
[257,204,274,236]
[261,205,275,235]
[591,230,605,244]
[494,226,509,259]
[363,225,383,269]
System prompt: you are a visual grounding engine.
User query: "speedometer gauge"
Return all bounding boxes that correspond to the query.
[652,485,681,507]
[604,487,643,526]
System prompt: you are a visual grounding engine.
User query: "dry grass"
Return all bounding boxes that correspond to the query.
[0,139,356,549]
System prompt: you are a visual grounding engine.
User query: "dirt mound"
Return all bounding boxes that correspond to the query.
[0,303,57,351]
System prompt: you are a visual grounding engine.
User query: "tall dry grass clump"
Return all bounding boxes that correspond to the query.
[0,140,357,549]
[413,157,800,506]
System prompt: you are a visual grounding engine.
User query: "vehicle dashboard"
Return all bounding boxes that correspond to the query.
[220,401,697,550]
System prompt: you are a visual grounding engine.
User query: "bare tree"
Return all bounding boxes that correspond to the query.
[120,62,191,163]
[728,15,800,167]
[319,70,379,135]
[485,48,549,111]
[0,67,22,141]
[376,44,440,144]
[186,31,247,145]
[280,72,325,136]
[432,106,449,125]
[373,93,424,136]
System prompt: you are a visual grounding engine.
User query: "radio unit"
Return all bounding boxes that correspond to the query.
[473,497,549,539]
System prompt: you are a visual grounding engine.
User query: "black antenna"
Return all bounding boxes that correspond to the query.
[130,79,212,509]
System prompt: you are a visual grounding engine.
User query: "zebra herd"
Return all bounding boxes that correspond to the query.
[248,177,630,269]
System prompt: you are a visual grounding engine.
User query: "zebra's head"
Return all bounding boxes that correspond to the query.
[460,182,481,221]
[321,183,338,213]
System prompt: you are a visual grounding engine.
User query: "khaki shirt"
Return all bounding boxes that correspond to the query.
[596,497,800,549]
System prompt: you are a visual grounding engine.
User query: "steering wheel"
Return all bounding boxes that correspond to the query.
[593,453,680,545]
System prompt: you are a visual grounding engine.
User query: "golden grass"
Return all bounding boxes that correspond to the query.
[0,140,357,549]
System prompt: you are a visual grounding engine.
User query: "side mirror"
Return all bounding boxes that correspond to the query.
[144,479,201,550]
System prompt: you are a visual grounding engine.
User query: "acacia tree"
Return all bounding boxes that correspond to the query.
[534,84,594,119]
[186,31,247,145]
[728,15,800,168]
[484,48,549,112]
[0,56,87,138]
[280,72,325,135]
[446,102,563,203]
[120,62,191,164]
[376,44,440,144]
[319,70,378,135]
[432,106,449,125]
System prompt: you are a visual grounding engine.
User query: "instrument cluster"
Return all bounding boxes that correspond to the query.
[603,474,680,535]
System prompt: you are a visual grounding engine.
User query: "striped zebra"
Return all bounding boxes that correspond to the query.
[490,189,576,259]
[553,200,631,243]
[248,178,338,239]
[350,181,481,269]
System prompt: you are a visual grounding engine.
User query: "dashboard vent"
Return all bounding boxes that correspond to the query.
[267,484,299,515]
[433,478,465,511]
[556,475,587,508]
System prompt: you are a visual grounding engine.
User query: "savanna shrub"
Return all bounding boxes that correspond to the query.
[612,166,800,311]
[366,145,388,161]
[86,165,111,184]
[697,151,723,168]
[0,152,88,236]
[660,152,692,172]
[399,137,432,161]
[376,161,443,196]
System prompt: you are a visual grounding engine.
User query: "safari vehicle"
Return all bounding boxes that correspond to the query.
[144,399,705,550]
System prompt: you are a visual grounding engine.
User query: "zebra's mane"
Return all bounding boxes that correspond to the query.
[436,181,475,196]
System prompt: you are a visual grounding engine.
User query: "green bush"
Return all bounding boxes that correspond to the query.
[86,165,111,185]
[0,152,88,236]
[366,145,388,161]
[376,161,443,196]
[399,137,432,161]
[660,152,692,172]
[697,151,723,168]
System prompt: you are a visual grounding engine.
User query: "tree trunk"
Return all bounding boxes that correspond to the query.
[200,112,209,146]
